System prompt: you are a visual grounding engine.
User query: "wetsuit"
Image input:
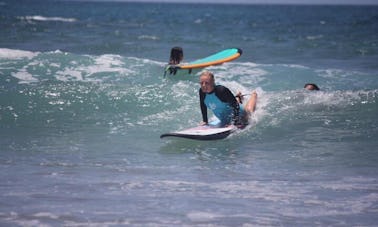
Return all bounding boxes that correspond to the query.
[199,85,244,126]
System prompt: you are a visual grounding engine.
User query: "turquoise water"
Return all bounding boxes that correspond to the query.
[1,0,378,225]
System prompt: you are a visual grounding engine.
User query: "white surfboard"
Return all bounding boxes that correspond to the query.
[160,124,236,141]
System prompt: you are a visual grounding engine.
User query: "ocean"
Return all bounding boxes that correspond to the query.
[1,0,378,226]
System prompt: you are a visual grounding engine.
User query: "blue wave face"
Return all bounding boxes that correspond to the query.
[1,48,377,139]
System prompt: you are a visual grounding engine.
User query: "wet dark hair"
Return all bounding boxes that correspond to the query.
[304,83,320,91]
[169,47,183,65]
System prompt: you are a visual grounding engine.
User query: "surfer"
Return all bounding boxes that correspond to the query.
[169,46,183,65]
[165,47,184,76]
[304,83,320,91]
[199,71,257,128]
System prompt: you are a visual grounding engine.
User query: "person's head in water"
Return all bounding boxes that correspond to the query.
[169,47,183,65]
[304,83,320,91]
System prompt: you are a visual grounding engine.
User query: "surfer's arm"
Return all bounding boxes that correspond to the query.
[199,89,208,124]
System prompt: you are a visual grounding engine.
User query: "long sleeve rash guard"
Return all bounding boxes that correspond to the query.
[199,85,240,126]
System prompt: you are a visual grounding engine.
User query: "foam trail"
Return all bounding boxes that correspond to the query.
[18,15,77,23]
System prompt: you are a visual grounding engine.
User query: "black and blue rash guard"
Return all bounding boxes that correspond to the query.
[199,85,242,126]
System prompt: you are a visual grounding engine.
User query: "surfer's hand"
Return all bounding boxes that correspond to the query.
[199,121,208,126]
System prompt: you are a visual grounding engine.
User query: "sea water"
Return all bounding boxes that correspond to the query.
[1,0,378,226]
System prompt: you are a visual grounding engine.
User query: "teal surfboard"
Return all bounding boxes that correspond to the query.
[165,48,242,76]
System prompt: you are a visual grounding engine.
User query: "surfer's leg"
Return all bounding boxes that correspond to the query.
[238,91,257,125]
[244,91,257,115]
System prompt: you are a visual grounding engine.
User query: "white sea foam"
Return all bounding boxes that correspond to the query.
[0,48,38,59]
[187,211,219,222]
[88,54,133,76]
[11,69,39,84]
[194,19,202,24]
[306,34,324,40]
[138,35,160,40]
[56,68,84,81]
[209,62,267,87]
[117,177,378,220]
[54,54,134,82]
[18,15,77,23]
[33,212,59,219]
